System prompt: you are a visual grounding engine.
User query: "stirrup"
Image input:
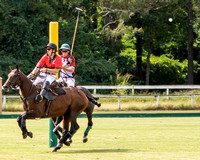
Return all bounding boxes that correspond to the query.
[35,94,43,103]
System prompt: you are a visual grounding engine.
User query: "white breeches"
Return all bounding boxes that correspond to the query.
[56,77,75,87]
[33,73,56,85]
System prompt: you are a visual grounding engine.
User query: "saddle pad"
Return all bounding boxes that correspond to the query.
[53,87,66,95]
[44,92,56,101]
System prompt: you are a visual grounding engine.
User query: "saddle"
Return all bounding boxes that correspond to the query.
[37,81,66,117]
[44,87,66,100]
[36,81,66,101]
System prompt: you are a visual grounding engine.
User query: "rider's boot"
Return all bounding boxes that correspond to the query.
[35,81,50,103]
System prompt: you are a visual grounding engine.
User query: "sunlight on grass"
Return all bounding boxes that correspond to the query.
[0,118,200,160]
[2,95,200,112]
[95,96,200,111]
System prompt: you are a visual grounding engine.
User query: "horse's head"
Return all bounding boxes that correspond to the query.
[3,66,21,92]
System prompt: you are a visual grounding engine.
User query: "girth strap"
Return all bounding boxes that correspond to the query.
[44,100,52,117]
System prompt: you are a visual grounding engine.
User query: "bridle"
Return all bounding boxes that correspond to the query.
[8,70,34,110]
[7,70,21,89]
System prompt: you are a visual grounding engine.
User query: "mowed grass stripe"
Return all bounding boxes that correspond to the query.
[0,117,199,160]
[1,112,200,119]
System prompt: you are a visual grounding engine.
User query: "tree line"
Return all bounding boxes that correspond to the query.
[0,0,200,85]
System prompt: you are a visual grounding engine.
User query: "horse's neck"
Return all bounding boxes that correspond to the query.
[20,74,35,98]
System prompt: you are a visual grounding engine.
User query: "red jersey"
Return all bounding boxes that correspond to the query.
[59,55,76,77]
[36,54,62,69]
[61,55,75,68]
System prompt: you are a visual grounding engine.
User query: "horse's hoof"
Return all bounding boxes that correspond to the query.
[51,143,63,152]
[68,139,72,144]
[83,137,88,143]
[64,139,72,146]
[51,147,58,152]
[22,133,28,139]
[27,132,33,138]
[97,103,101,107]
[64,141,71,146]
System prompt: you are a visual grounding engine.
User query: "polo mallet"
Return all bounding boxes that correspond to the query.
[70,7,83,55]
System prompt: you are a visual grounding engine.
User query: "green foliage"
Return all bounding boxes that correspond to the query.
[76,57,116,85]
[112,69,133,94]
[0,0,200,85]
[118,31,199,85]
[147,54,188,84]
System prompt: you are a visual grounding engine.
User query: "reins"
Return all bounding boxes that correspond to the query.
[15,83,33,106]
[60,70,75,78]
[13,73,34,111]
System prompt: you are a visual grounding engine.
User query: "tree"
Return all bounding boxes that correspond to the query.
[187,0,194,84]
[98,0,181,84]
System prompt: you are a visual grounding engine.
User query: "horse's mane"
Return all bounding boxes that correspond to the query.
[17,69,34,85]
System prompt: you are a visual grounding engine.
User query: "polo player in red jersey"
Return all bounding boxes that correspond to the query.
[28,43,62,103]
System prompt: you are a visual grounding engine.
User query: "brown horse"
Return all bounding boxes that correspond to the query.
[3,66,88,152]
[29,73,101,146]
[51,86,101,145]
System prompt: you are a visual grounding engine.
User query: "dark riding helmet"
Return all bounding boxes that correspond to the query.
[45,43,57,51]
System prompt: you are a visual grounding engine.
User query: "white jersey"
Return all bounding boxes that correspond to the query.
[56,55,76,87]
[60,57,75,78]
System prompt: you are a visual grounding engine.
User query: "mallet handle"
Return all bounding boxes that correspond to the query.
[71,12,80,55]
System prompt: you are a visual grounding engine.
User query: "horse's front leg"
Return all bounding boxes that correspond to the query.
[17,112,33,139]
[52,115,71,152]
[51,117,73,147]
[51,117,63,140]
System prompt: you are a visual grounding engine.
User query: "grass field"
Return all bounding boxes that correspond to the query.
[0,117,200,160]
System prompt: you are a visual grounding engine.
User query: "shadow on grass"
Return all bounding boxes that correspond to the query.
[57,148,131,154]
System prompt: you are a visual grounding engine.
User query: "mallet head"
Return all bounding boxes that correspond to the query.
[75,7,83,12]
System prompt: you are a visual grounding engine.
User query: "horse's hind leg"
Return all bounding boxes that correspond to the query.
[64,113,81,145]
[68,117,80,144]
[83,104,93,143]
[67,114,80,143]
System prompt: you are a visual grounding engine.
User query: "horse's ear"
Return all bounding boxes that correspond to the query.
[9,66,14,70]
[16,65,19,71]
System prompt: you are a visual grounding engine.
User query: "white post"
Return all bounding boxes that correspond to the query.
[157,96,160,108]
[93,89,96,94]
[132,85,134,95]
[118,95,121,110]
[166,88,169,100]
[3,96,6,109]
[191,95,194,109]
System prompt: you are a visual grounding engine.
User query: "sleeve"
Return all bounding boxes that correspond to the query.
[36,54,46,68]
[55,55,62,69]
[70,56,75,68]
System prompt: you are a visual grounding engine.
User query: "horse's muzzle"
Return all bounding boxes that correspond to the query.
[3,85,10,92]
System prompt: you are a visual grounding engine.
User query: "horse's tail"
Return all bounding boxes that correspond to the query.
[87,96,101,107]
[77,86,101,107]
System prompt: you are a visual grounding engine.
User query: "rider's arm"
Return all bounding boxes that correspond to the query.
[31,67,39,74]
[41,68,60,74]
[62,55,75,72]
[62,64,75,72]
[41,55,62,74]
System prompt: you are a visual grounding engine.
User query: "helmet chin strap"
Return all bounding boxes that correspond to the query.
[47,52,50,59]
[47,50,56,63]
[47,50,56,58]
